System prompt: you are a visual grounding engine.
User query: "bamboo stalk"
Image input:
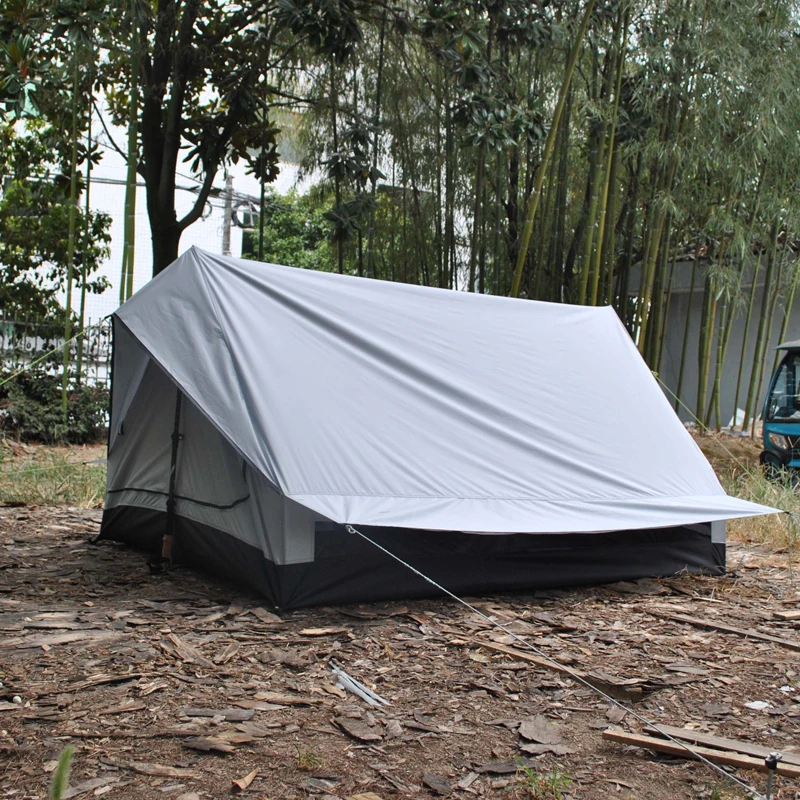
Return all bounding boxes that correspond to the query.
[674,257,699,413]
[120,0,139,303]
[743,219,779,432]
[590,2,628,306]
[76,55,93,384]
[62,52,81,427]
[509,0,597,298]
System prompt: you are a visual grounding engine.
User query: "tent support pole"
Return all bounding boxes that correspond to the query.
[162,389,183,564]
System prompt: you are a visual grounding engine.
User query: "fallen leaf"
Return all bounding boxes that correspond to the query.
[232,768,259,790]
[606,706,627,724]
[61,776,120,799]
[518,714,562,745]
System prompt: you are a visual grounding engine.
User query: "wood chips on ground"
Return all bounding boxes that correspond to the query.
[1,506,799,799]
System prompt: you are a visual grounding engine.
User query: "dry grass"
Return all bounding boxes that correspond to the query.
[693,430,798,550]
[721,464,799,549]
[0,441,106,508]
[0,434,796,552]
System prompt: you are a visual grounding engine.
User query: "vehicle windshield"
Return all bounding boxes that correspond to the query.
[767,353,800,421]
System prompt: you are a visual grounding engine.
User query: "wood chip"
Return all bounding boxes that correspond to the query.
[124,761,201,779]
[422,773,452,795]
[160,633,216,668]
[606,706,627,724]
[232,768,259,790]
[99,701,146,716]
[649,611,800,652]
[642,724,800,767]
[519,714,561,744]
[476,758,538,775]
[61,776,121,799]
[467,638,652,701]
[183,736,236,754]
[250,607,283,624]
[253,691,322,706]
[299,627,350,636]
[335,715,383,742]
[213,642,240,665]
[518,742,574,756]
[6,630,122,649]
[385,719,403,739]
[179,707,254,722]
[603,730,800,778]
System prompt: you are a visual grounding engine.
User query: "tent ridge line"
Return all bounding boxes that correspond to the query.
[285,490,739,504]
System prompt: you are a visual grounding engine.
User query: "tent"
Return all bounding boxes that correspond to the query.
[99,247,773,608]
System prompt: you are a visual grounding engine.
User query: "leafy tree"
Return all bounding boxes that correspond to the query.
[0,124,110,323]
[98,0,374,275]
[244,189,334,273]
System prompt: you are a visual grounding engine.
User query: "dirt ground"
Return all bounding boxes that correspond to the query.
[1,506,799,800]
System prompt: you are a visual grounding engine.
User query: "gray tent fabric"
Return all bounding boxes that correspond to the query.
[99,247,776,607]
[112,247,771,532]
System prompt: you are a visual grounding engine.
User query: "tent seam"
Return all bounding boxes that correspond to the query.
[286,491,739,503]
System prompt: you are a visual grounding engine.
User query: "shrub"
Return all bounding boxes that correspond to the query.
[0,363,108,444]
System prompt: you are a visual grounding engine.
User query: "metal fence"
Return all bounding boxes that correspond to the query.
[0,314,112,388]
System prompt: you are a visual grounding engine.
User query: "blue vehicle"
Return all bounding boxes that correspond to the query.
[760,340,800,477]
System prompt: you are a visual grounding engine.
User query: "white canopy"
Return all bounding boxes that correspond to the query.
[115,247,773,533]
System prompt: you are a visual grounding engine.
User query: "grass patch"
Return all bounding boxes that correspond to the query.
[0,449,106,507]
[720,464,799,550]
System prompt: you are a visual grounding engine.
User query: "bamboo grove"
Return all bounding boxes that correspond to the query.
[3,0,800,429]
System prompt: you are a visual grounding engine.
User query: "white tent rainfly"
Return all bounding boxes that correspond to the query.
[99,247,775,608]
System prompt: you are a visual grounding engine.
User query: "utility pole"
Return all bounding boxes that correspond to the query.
[222,173,233,256]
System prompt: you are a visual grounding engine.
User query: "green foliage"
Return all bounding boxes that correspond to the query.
[50,745,73,800]
[515,758,571,800]
[0,358,108,444]
[0,117,110,320]
[294,743,323,771]
[244,190,335,272]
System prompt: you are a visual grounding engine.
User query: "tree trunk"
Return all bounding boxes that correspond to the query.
[151,222,182,276]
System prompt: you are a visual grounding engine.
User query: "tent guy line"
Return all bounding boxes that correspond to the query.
[655,372,752,474]
[344,522,768,800]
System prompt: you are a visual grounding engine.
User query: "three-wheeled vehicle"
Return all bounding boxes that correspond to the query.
[760,340,800,476]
